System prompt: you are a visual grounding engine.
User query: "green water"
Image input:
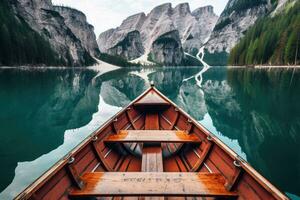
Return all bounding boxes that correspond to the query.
[0,67,299,199]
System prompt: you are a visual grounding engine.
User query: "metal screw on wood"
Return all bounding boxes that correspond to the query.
[233,160,241,168]
[92,136,98,141]
[68,156,75,164]
[207,135,213,141]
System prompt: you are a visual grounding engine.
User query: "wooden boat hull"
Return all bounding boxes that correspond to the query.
[15,86,288,200]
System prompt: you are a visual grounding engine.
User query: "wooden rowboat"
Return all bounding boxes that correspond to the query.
[16,86,288,200]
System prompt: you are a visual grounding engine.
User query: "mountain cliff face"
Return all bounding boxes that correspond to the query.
[183,5,218,53]
[10,0,99,66]
[150,30,183,65]
[53,6,100,58]
[97,12,146,60]
[97,3,218,66]
[106,31,145,61]
[205,0,273,54]
[228,0,300,65]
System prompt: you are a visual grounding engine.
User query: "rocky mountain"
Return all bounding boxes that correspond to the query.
[272,0,295,14]
[205,0,273,55]
[97,12,146,60]
[97,3,218,66]
[53,6,100,58]
[228,0,300,65]
[8,0,100,66]
[183,5,218,53]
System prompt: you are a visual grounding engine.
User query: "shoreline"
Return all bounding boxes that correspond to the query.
[1,65,300,70]
[227,65,300,69]
[0,59,120,71]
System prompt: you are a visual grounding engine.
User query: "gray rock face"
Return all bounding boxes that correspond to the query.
[97,29,116,52]
[140,3,175,52]
[151,30,183,66]
[107,31,144,60]
[53,6,100,58]
[11,0,99,66]
[205,0,272,53]
[184,5,218,53]
[97,3,218,65]
[97,13,146,54]
[272,0,297,15]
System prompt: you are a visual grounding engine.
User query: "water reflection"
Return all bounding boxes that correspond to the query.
[0,96,121,199]
[227,67,300,197]
[0,66,299,199]
[0,69,100,193]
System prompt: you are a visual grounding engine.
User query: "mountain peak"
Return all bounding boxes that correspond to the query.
[119,12,146,31]
[192,5,215,16]
[150,3,172,14]
[98,2,219,65]
[174,3,191,16]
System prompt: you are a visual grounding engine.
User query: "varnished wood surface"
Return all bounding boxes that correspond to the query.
[145,113,159,130]
[142,147,163,172]
[16,87,288,200]
[69,172,238,197]
[142,146,164,200]
[134,90,170,105]
[104,130,201,143]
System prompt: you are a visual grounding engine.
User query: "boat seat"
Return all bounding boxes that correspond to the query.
[104,130,201,143]
[69,172,238,198]
[142,146,163,172]
[142,146,164,200]
[134,90,170,111]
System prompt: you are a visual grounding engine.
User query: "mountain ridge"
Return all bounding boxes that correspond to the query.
[0,0,100,67]
[97,3,218,66]
[228,0,300,65]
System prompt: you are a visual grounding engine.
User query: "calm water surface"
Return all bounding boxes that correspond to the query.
[0,66,299,199]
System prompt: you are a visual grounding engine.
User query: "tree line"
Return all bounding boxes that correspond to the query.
[228,1,300,66]
[0,0,64,66]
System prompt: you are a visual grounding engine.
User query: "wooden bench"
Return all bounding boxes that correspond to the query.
[142,146,163,172]
[142,145,164,200]
[104,130,201,143]
[69,172,238,198]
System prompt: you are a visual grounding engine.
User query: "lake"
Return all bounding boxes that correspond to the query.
[0,66,299,199]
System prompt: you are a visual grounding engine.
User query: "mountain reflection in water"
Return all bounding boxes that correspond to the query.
[0,66,299,199]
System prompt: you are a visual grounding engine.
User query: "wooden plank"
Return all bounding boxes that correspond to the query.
[225,167,243,191]
[142,146,164,200]
[69,172,238,197]
[134,90,170,106]
[105,130,201,144]
[126,109,137,130]
[145,113,159,130]
[66,163,85,189]
[91,142,113,171]
[142,147,163,172]
[191,142,213,172]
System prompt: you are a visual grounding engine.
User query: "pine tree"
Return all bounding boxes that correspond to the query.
[285,30,297,64]
[228,1,300,65]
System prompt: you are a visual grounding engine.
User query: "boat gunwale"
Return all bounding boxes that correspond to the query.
[15,87,154,199]
[15,86,288,200]
[151,87,288,200]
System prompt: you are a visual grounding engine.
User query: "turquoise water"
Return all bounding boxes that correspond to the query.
[0,66,299,199]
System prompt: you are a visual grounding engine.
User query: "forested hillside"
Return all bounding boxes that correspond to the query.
[228,1,300,65]
[0,0,62,66]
